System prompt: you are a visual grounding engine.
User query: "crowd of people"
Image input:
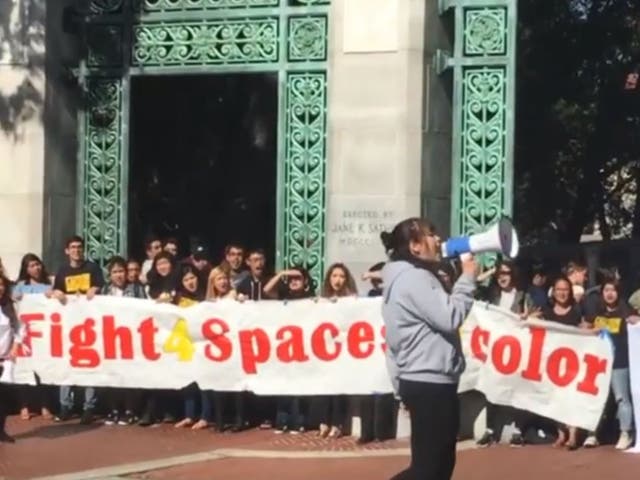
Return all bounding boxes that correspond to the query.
[0,235,395,444]
[0,232,636,455]
[474,259,637,452]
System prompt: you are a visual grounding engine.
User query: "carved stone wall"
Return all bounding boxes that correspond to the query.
[325,0,426,290]
[0,0,45,276]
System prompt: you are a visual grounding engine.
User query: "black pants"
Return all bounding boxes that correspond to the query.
[0,368,8,433]
[106,387,139,413]
[141,389,178,421]
[16,377,54,412]
[213,391,245,429]
[250,394,276,425]
[310,395,346,428]
[391,380,459,480]
[359,394,397,441]
[485,399,529,437]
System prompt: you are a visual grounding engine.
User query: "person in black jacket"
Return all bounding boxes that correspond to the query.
[237,249,276,428]
[358,262,397,444]
[52,235,104,424]
[477,260,532,447]
[236,249,270,301]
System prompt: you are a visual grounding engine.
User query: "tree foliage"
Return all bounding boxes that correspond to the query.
[515,0,640,244]
[0,0,44,136]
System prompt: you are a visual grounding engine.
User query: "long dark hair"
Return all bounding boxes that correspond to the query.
[380,217,443,280]
[175,262,205,302]
[0,275,19,331]
[322,263,357,298]
[284,265,315,298]
[489,259,520,290]
[601,279,623,308]
[550,275,576,307]
[18,253,50,285]
[148,251,178,299]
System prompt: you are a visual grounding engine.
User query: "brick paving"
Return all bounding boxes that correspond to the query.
[1,415,638,480]
[129,457,409,480]
[0,416,407,479]
[260,431,408,451]
[131,446,640,480]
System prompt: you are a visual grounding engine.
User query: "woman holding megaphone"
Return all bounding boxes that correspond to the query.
[380,218,477,480]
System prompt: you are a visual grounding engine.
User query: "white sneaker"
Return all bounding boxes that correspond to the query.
[615,432,633,450]
[583,435,599,448]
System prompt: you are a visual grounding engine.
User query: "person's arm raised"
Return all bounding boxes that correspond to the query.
[263,270,298,299]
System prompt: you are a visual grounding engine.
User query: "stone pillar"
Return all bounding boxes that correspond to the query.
[0,0,45,277]
[325,0,427,292]
[326,0,427,439]
[421,0,453,238]
[42,0,79,270]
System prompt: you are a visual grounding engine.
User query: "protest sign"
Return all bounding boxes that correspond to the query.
[13,296,613,430]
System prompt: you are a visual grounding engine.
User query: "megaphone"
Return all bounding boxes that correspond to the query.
[441,217,519,259]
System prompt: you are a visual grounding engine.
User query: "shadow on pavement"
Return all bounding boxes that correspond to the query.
[14,421,102,440]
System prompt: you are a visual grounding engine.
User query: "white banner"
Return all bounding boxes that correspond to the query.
[12,296,613,430]
[627,324,640,453]
[463,304,614,431]
[14,295,392,395]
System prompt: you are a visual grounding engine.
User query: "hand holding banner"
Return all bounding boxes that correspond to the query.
[14,295,614,432]
[626,323,640,453]
[460,304,613,431]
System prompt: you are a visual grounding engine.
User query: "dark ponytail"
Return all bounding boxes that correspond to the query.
[380,217,446,284]
[380,231,395,252]
[380,217,436,261]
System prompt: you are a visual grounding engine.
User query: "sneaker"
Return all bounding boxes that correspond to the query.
[357,437,374,445]
[104,410,119,426]
[54,408,72,422]
[615,431,633,450]
[290,427,305,436]
[162,413,176,424]
[583,435,599,448]
[259,420,273,430]
[274,426,288,434]
[80,409,94,425]
[476,430,496,447]
[509,433,525,448]
[119,411,135,426]
[229,423,244,433]
[138,413,154,427]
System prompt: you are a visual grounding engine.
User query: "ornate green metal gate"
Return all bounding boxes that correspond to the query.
[437,0,516,244]
[78,0,330,284]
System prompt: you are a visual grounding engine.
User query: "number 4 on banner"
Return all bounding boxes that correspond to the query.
[163,318,196,361]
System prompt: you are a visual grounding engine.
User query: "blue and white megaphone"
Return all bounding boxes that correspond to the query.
[441,217,520,259]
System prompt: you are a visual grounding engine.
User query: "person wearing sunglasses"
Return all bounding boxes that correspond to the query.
[476,259,534,448]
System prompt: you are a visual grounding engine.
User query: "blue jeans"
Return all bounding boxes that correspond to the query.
[611,368,634,432]
[59,386,96,411]
[184,383,212,421]
[275,396,303,430]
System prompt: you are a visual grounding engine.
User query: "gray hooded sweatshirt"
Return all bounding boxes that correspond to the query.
[382,260,476,393]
